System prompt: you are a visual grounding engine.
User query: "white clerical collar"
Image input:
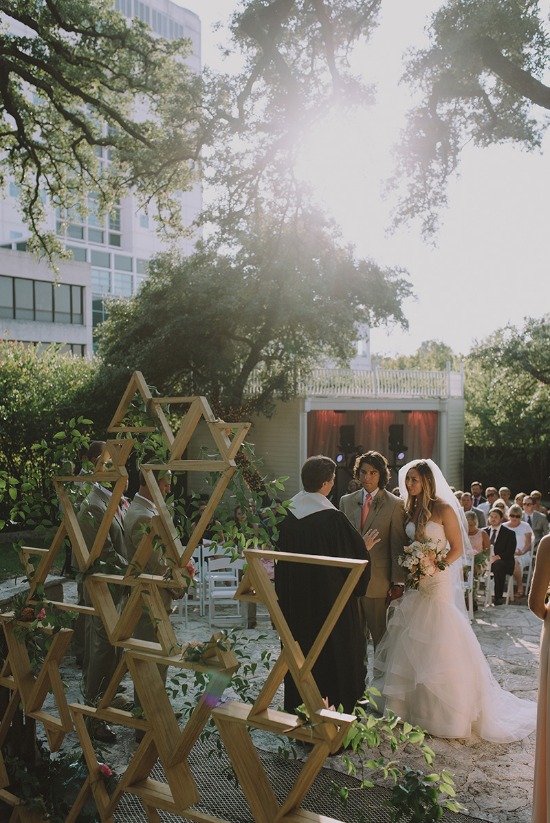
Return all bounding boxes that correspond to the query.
[289,490,336,520]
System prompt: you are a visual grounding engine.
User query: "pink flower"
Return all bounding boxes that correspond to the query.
[36,608,46,621]
[99,763,113,777]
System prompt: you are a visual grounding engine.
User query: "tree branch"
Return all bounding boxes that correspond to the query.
[475,35,550,110]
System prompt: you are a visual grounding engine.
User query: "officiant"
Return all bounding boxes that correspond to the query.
[275,455,379,714]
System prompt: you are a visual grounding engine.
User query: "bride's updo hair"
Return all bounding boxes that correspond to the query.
[405,460,437,540]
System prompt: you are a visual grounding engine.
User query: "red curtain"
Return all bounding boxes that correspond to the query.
[307,409,438,462]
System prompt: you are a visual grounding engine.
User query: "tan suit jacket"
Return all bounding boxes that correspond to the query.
[339,487,406,598]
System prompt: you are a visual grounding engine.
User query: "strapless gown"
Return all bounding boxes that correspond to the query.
[372,521,537,742]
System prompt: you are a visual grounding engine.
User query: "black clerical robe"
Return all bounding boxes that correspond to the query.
[275,508,370,714]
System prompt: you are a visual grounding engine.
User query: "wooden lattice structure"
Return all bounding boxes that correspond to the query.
[0,372,366,823]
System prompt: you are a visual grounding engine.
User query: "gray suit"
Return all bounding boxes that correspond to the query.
[339,488,406,648]
[78,484,126,703]
[124,494,177,706]
[525,510,549,550]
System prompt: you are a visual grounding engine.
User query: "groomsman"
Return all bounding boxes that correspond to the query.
[339,450,407,649]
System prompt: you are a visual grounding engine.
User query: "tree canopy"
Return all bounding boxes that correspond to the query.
[3,0,549,247]
[97,205,412,417]
[390,0,550,235]
[0,0,206,255]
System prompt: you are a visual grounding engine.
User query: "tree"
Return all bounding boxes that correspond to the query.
[390,0,550,235]
[472,314,550,385]
[0,0,206,256]
[464,316,550,489]
[372,340,462,371]
[204,1,550,235]
[96,204,412,418]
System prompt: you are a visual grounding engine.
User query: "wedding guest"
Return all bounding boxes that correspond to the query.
[485,507,516,605]
[275,455,378,713]
[528,534,550,822]
[372,459,536,741]
[460,491,486,527]
[499,487,513,510]
[339,451,407,649]
[465,510,490,610]
[524,496,550,551]
[478,487,499,517]
[506,504,534,599]
[515,492,527,507]
[78,448,128,743]
[125,463,187,742]
[531,490,549,518]
[492,498,510,520]
[470,481,486,508]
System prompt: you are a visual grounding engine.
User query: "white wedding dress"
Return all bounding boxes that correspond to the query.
[372,521,537,742]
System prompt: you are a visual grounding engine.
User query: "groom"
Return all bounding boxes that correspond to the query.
[339,450,407,649]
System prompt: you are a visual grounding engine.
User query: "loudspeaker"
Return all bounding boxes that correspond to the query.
[388,424,404,451]
[339,425,355,451]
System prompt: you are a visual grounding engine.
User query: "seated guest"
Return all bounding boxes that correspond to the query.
[506,504,534,599]
[531,490,549,518]
[478,487,498,517]
[523,496,550,551]
[499,486,513,511]
[485,507,516,605]
[461,491,486,527]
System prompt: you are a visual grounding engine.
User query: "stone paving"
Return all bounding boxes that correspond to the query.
[32,582,543,822]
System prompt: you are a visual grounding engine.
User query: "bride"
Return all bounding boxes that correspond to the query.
[372,458,537,742]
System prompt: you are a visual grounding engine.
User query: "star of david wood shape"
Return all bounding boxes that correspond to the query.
[0,618,74,753]
[213,548,368,823]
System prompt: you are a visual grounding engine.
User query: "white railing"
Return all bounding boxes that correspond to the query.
[246,367,463,399]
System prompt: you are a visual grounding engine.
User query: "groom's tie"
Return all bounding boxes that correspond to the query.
[361,492,372,530]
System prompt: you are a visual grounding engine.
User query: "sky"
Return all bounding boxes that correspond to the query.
[178,0,550,358]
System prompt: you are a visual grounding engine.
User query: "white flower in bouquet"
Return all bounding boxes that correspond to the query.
[398,538,449,589]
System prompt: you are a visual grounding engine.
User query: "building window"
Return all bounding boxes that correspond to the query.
[92,297,108,329]
[14,278,34,320]
[35,280,54,322]
[71,285,83,325]
[66,245,87,263]
[114,254,132,272]
[91,268,111,294]
[0,275,14,318]
[53,283,71,324]
[113,273,133,297]
[0,275,84,324]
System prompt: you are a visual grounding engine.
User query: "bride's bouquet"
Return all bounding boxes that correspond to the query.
[399,538,449,589]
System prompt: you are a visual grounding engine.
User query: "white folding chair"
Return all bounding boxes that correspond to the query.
[504,573,514,605]
[476,568,493,608]
[463,555,475,621]
[206,557,245,628]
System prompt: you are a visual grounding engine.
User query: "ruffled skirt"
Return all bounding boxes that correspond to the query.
[372,568,537,742]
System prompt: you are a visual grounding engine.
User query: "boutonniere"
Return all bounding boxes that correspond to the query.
[372,496,382,511]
